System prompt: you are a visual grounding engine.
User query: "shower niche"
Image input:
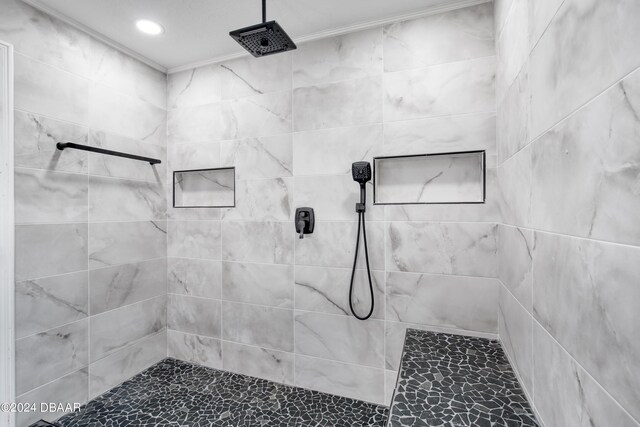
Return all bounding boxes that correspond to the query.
[373,151,485,205]
[173,167,236,208]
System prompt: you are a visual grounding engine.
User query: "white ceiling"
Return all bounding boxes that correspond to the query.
[22,0,480,72]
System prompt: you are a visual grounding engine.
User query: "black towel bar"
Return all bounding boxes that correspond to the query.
[56,142,161,165]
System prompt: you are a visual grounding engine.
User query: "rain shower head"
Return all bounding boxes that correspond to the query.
[229,0,297,57]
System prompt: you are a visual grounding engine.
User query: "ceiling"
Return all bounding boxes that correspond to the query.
[22,0,478,72]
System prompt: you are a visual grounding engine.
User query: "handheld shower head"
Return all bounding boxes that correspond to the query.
[352,161,372,184]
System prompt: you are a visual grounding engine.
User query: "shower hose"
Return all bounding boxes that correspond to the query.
[349,210,375,320]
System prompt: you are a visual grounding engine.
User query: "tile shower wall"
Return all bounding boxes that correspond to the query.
[496,0,640,426]
[166,2,497,405]
[0,1,167,425]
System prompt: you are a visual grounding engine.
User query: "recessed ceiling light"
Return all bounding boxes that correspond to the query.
[136,19,164,35]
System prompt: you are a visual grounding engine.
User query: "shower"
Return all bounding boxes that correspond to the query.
[349,161,375,321]
[229,0,297,57]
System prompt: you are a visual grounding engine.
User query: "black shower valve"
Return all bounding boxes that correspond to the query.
[295,207,315,239]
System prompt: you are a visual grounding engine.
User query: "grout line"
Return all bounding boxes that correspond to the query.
[498,59,640,167]
[498,222,640,251]
[498,279,640,426]
[15,366,88,400]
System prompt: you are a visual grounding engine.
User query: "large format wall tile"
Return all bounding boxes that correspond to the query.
[168,141,220,171]
[383,169,501,223]
[16,271,88,338]
[167,294,222,339]
[14,111,88,173]
[89,176,165,222]
[293,175,381,222]
[16,369,88,426]
[222,302,294,352]
[15,168,88,224]
[382,112,496,166]
[293,27,382,88]
[167,330,222,370]
[383,2,494,72]
[533,323,639,427]
[294,266,385,320]
[295,221,385,270]
[292,124,383,176]
[529,0,640,139]
[497,224,533,311]
[293,76,382,131]
[88,40,167,109]
[497,145,531,227]
[168,53,291,107]
[168,258,222,299]
[499,286,532,394]
[220,134,292,180]
[14,53,90,125]
[89,83,166,146]
[222,178,292,221]
[89,221,166,269]
[495,0,528,99]
[219,53,292,100]
[168,220,221,260]
[168,65,223,110]
[222,221,293,264]
[16,223,88,281]
[531,70,640,246]
[294,311,384,368]
[16,319,89,395]
[497,63,529,162]
[386,222,498,277]
[167,103,227,145]
[295,355,385,405]
[0,0,91,76]
[222,262,293,308]
[169,91,292,143]
[223,91,293,139]
[89,331,166,399]
[533,232,640,420]
[222,341,294,385]
[386,271,499,333]
[384,56,495,121]
[90,258,167,315]
[90,296,166,362]
[89,130,166,182]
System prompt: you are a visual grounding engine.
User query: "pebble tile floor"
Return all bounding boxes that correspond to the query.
[33,330,541,427]
[387,329,540,426]
[50,358,389,426]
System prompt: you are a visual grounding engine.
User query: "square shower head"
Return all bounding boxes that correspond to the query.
[229,20,297,57]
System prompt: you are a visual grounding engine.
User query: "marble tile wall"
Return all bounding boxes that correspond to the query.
[166,1,497,406]
[496,0,640,425]
[1,1,168,425]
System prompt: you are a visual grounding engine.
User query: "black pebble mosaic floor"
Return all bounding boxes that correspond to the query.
[387,329,540,427]
[52,358,388,426]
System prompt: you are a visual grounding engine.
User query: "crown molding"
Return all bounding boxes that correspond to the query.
[20,0,167,73]
[20,0,491,75]
[168,0,491,74]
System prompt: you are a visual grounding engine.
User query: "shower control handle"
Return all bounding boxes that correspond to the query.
[295,207,315,239]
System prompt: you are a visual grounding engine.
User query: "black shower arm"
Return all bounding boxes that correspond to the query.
[262,0,266,23]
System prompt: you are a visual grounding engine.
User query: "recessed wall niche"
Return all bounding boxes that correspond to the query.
[173,167,236,208]
[373,151,485,205]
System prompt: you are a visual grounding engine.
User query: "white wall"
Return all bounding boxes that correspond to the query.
[165,1,497,405]
[0,1,168,425]
[496,0,640,425]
